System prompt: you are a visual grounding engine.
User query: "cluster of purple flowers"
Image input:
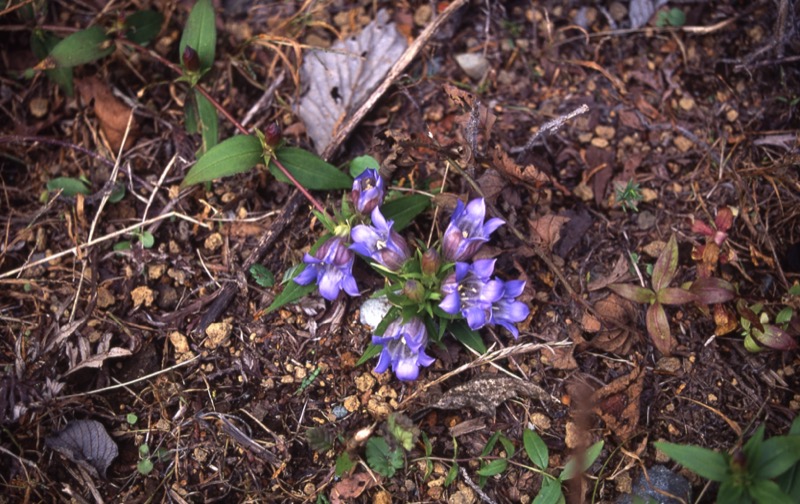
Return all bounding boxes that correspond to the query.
[438,200,530,338]
[294,168,528,381]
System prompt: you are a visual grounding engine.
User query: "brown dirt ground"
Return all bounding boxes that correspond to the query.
[1,0,799,503]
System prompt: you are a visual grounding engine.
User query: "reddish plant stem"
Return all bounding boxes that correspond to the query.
[119,39,328,215]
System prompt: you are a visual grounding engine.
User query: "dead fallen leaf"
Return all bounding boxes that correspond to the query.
[429,376,551,417]
[554,209,593,258]
[77,76,137,152]
[65,347,132,375]
[589,294,639,354]
[587,254,632,292]
[330,472,374,503]
[592,364,645,440]
[46,420,119,479]
[491,144,552,187]
[529,214,570,251]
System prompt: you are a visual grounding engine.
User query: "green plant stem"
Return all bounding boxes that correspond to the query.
[119,39,328,215]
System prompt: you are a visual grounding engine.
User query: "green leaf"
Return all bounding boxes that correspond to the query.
[138,231,155,249]
[422,432,433,480]
[47,177,90,196]
[269,147,352,190]
[560,440,604,480]
[776,459,800,500]
[444,463,459,486]
[755,435,800,479]
[689,277,736,305]
[263,269,317,314]
[608,283,656,304]
[776,307,793,325]
[108,183,126,203]
[249,264,275,288]
[126,413,138,425]
[481,431,502,457]
[646,302,675,355]
[350,155,380,178]
[476,458,507,476]
[524,429,549,469]
[180,134,263,187]
[113,241,132,251]
[651,234,679,292]
[139,443,150,456]
[498,434,515,458]
[180,0,216,72]
[365,437,404,478]
[748,479,795,504]
[356,343,383,367]
[30,30,74,96]
[717,481,746,503]
[789,283,800,296]
[137,458,154,475]
[124,10,164,46]
[449,319,486,354]
[185,88,218,155]
[381,194,430,231]
[752,324,799,351]
[47,26,113,68]
[653,442,729,482]
[334,452,355,477]
[533,478,564,504]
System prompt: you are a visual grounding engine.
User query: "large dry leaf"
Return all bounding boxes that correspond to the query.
[46,419,118,478]
[297,10,407,153]
[77,76,137,152]
[429,376,550,417]
[592,365,645,441]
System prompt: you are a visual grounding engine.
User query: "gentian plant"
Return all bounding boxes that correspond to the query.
[292,167,530,381]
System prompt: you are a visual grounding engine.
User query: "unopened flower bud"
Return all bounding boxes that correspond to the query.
[182,45,200,72]
[402,280,425,303]
[265,121,282,147]
[421,248,441,276]
[351,169,385,215]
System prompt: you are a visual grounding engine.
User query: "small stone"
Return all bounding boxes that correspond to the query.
[355,373,376,392]
[642,239,667,258]
[529,412,552,430]
[366,397,392,419]
[608,1,628,22]
[641,187,658,203]
[413,4,432,26]
[637,211,657,230]
[679,97,695,111]
[591,137,609,148]
[674,135,694,152]
[708,393,718,403]
[343,395,360,412]
[204,320,232,349]
[148,263,166,280]
[656,357,682,373]
[303,483,316,496]
[131,286,155,308]
[595,125,616,139]
[726,109,739,122]
[97,286,115,308]
[29,97,49,118]
[578,132,594,143]
[573,181,594,201]
[454,53,490,80]
[169,331,191,354]
[167,268,186,285]
[667,424,680,436]
[204,232,223,252]
[448,483,476,504]
[373,490,392,504]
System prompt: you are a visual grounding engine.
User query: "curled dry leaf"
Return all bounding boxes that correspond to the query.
[330,472,374,503]
[76,76,138,152]
[529,214,570,252]
[429,375,551,417]
[592,364,645,441]
[46,419,118,478]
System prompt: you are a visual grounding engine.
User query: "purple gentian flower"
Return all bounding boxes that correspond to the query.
[373,317,435,381]
[442,198,504,262]
[439,259,505,330]
[490,280,529,338]
[294,237,359,301]
[351,168,385,215]
[350,207,411,271]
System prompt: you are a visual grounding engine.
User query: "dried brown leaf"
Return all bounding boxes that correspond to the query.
[77,76,137,152]
[529,214,570,251]
[592,365,645,441]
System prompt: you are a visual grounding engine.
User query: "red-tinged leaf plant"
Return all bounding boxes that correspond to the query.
[609,234,736,355]
[737,300,799,352]
[691,206,736,278]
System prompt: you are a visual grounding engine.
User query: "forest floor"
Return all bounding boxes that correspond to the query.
[1,0,799,503]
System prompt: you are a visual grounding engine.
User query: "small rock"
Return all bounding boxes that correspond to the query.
[204,232,223,252]
[413,4,432,26]
[656,357,682,373]
[591,137,610,148]
[529,412,552,430]
[679,97,695,111]
[131,285,155,308]
[595,125,616,139]
[148,263,166,280]
[674,135,694,152]
[608,1,628,22]
[641,187,658,203]
[29,97,49,118]
[448,483,476,504]
[642,239,667,258]
[367,397,392,419]
[373,490,392,504]
[578,132,594,143]
[355,373,376,392]
[97,286,116,308]
[573,181,594,202]
[455,53,489,80]
[204,320,232,349]
[169,331,191,354]
[636,210,657,230]
[343,395,360,412]
[726,108,739,122]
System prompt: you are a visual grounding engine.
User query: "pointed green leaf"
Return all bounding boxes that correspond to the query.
[653,442,729,482]
[269,147,352,190]
[657,287,696,306]
[185,88,218,154]
[523,429,549,469]
[350,155,380,178]
[355,343,383,367]
[449,319,486,354]
[533,478,564,504]
[180,0,216,72]
[47,177,90,196]
[31,30,74,96]
[752,324,799,350]
[646,302,675,355]
[608,283,656,304]
[47,26,113,68]
[748,479,795,504]
[381,194,431,231]
[124,10,164,46]
[651,234,679,292]
[560,440,604,480]
[264,271,316,315]
[180,134,263,187]
[755,435,800,479]
[334,452,355,477]
[444,463,459,486]
[477,458,507,476]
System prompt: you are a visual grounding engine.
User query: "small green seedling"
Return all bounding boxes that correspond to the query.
[614,179,643,213]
